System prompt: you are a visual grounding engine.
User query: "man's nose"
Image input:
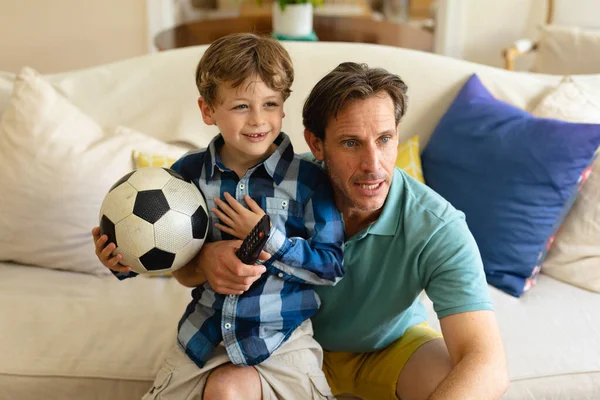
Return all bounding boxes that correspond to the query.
[360,145,380,172]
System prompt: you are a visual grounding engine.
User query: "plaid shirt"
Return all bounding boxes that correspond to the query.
[116,133,344,368]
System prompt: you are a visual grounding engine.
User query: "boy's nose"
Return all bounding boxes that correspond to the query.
[249,110,265,126]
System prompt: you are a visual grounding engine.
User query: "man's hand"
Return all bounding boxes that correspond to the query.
[196,240,267,294]
[213,193,265,240]
[91,226,132,273]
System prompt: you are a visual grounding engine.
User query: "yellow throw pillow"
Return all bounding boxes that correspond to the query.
[396,136,425,183]
[132,150,179,169]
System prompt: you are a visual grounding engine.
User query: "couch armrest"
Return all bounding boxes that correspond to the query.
[503,39,538,71]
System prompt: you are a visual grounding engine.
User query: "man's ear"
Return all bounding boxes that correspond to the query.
[304,129,324,161]
[198,97,216,125]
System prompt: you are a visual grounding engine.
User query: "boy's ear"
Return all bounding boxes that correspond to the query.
[197,97,216,125]
[304,129,324,161]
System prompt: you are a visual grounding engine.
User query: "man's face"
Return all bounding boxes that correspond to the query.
[306,93,398,216]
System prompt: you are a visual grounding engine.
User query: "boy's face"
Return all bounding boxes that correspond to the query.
[198,76,285,165]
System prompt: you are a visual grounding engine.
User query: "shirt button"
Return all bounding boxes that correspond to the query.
[224,323,231,330]
[239,183,245,190]
[229,294,235,299]
[278,272,284,278]
[281,200,288,208]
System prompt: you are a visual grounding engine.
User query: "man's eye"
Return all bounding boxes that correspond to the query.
[381,136,390,143]
[343,141,356,148]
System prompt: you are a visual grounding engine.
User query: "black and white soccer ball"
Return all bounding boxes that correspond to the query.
[99,167,208,275]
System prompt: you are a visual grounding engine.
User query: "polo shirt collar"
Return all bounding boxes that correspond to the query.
[364,168,404,236]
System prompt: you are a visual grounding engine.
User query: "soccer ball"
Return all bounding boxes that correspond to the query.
[99,167,209,275]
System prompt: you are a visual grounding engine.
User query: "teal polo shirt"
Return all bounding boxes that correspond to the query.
[312,168,493,353]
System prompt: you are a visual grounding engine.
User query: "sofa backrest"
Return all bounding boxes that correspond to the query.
[2,42,600,152]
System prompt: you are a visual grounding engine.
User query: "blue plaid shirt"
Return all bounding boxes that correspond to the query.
[117,132,344,368]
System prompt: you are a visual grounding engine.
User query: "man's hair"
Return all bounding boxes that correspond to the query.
[195,33,294,108]
[302,62,408,140]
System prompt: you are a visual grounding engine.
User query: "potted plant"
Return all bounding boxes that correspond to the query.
[270,0,323,38]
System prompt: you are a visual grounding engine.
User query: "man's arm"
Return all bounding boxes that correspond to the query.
[429,310,508,399]
[417,215,508,399]
[172,240,266,294]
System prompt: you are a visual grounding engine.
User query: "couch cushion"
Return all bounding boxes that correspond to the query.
[0,67,188,275]
[421,74,600,297]
[424,274,600,399]
[0,262,191,381]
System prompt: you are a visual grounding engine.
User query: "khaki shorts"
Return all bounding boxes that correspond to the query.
[323,322,443,400]
[143,319,333,400]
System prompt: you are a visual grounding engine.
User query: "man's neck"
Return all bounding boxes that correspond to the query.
[342,207,382,239]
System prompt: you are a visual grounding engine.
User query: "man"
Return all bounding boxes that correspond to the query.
[173,62,509,400]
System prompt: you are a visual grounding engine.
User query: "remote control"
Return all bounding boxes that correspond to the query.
[235,215,271,264]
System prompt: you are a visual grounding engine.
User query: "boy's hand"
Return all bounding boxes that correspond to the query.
[213,193,266,240]
[91,226,132,273]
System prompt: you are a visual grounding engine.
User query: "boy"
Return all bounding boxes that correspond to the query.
[92,33,343,399]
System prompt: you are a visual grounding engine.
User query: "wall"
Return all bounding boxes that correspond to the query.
[435,0,547,70]
[0,0,149,73]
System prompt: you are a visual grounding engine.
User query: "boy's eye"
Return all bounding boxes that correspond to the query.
[233,104,248,110]
[265,102,278,107]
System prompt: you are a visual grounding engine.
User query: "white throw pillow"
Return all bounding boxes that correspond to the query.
[532,78,600,293]
[531,76,600,124]
[532,25,600,75]
[0,67,189,276]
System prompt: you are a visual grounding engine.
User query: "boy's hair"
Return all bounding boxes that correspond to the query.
[302,62,408,140]
[196,33,294,108]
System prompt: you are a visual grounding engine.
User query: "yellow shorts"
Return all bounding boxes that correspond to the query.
[322,322,443,400]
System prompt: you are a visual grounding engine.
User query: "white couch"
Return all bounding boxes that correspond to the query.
[1,42,599,400]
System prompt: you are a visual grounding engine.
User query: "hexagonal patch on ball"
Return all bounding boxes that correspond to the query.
[100,182,137,224]
[115,214,155,258]
[127,167,173,191]
[191,205,209,239]
[162,178,205,215]
[133,190,170,224]
[172,238,205,271]
[114,246,147,274]
[140,248,176,272]
[154,209,193,253]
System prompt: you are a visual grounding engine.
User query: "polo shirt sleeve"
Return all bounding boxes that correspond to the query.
[419,217,493,319]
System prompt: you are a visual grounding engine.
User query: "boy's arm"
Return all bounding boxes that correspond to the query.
[262,180,344,286]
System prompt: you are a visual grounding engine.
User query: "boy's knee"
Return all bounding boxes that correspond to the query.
[204,364,261,400]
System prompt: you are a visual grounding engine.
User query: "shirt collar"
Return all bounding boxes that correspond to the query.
[363,168,405,237]
[204,132,294,185]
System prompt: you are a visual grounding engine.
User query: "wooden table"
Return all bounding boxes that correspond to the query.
[155,16,434,52]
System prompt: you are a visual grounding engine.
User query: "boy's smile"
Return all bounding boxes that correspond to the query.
[197,76,285,177]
